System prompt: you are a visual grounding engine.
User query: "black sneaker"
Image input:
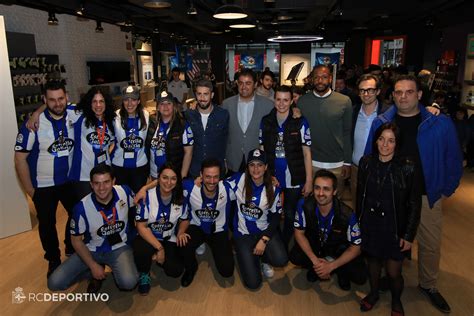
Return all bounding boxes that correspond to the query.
[337,274,351,291]
[47,260,61,278]
[181,269,196,287]
[306,269,318,283]
[87,279,103,294]
[418,285,451,313]
[138,273,151,296]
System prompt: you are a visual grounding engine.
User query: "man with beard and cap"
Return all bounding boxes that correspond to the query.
[297,65,352,199]
[185,79,229,178]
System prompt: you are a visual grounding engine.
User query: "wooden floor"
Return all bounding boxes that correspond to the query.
[1,172,473,316]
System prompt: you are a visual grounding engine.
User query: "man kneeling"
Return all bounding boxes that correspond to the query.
[290,169,366,290]
[48,164,138,292]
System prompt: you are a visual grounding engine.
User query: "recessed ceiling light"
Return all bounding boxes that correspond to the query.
[267,35,323,42]
[144,1,171,8]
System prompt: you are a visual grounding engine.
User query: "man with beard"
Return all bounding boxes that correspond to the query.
[297,65,352,198]
[255,70,275,100]
[14,80,77,278]
[185,79,229,178]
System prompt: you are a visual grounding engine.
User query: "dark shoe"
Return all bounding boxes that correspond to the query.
[87,279,103,293]
[418,285,451,313]
[379,275,389,293]
[138,273,151,296]
[391,300,405,316]
[306,269,318,283]
[360,293,379,312]
[181,269,196,287]
[47,260,61,278]
[337,274,351,291]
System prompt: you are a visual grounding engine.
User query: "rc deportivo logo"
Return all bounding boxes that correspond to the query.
[12,287,26,304]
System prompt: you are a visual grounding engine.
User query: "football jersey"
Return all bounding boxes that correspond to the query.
[70,185,134,252]
[294,199,362,245]
[227,173,282,237]
[14,109,77,188]
[111,110,149,168]
[135,187,187,242]
[69,116,114,181]
[149,120,194,178]
[183,178,235,234]
[259,117,311,188]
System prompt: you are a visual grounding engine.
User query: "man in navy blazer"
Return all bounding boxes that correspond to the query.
[222,68,273,173]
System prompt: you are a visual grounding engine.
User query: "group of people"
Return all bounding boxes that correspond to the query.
[14,63,463,315]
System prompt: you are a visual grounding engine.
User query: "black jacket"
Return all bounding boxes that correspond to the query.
[356,154,422,242]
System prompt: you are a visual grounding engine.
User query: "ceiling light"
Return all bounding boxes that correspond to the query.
[213,5,247,20]
[144,1,171,8]
[187,6,197,15]
[48,12,58,25]
[229,23,256,29]
[95,21,104,33]
[210,30,223,34]
[267,35,323,42]
[153,27,160,33]
[76,2,85,15]
[277,14,292,21]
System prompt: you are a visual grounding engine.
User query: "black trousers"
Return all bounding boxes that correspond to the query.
[70,181,92,206]
[32,182,75,262]
[133,236,186,278]
[112,164,149,194]
[281,188,302,249]
[289,243,367,285]
[180,225,234,278]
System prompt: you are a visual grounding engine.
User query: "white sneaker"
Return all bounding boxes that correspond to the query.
[195,243,206,255]
[261,263,274,278]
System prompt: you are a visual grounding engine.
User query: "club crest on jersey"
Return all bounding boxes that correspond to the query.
[240,203,263,221]
[16,134,23,144]
[86,132,111,148]
[97,221,125,237]
[48,138,74,156]
[195,207,220,222]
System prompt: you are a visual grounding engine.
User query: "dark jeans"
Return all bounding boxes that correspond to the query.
[32,182,75,262]
[180,225,234,278]
[234,232,288,290]
[70,181,92,206]
[112,164,149,194]
[281,188,302,249]
[290,243,367,285]
[133,236,186,278]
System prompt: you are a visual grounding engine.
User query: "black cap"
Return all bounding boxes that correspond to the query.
[247,148,267,165]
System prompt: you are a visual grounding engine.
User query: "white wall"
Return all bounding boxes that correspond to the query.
[280,54,311,85]
[0,4,133,102]
[0,16,31,238]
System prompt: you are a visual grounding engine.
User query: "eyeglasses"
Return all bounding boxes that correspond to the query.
[393,89,416,97]
[359,88,377,95]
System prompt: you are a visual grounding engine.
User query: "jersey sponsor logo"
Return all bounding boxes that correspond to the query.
[16,134,23,144]
[86,132,112,148]
[15,145,24,151]
[194,207,220,222]
[97,221,125,237]
[148,220,174,233]
[240,202,263,221]
[120,136,144,151]
[47,138,74,156]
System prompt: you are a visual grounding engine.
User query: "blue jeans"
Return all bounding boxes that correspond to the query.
[234,232,288,290]
[48,245,138,291]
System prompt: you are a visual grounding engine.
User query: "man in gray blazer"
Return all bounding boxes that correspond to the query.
[222,68,274,174]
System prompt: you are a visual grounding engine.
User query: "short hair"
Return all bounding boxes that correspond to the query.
[200,157,222,173]
[275,85,292,98]
[312,65,332,75]
[313,169,337,191]
[356,73,381,89]
[260,70,275,81]
[90,164,114,181]
[171,67,180,73]
[291,86,304,96]
[196,79,213,92]
[237,68,257,83]
[42,80,66,95]
[393,74,421,91]
[367,64,382,73]
[372,122,400,155]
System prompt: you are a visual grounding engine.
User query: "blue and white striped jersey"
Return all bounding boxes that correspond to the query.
[149,120,194,178]
[135,187,187,242]
[70,185,134,252]
[111,110,149,168]
[227,173,282,237]
[183,178,235,234]
[69,115,114,181]
[14,109,77,188]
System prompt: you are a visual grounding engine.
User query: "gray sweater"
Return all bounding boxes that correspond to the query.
[298,91,352,164]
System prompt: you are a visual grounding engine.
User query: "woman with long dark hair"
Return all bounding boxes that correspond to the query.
[356,122,421,316]
[133,163,191,295]
[110,85,150,193]
[228,148,288,290]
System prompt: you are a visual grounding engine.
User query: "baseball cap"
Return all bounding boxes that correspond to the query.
[156,90,174,104]
[247,148,267,165]
[122,85,140,99]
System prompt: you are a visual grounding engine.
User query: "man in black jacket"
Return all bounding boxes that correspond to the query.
[290,169,366,290]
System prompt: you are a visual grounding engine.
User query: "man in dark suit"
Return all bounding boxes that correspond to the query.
[222,68,273,173]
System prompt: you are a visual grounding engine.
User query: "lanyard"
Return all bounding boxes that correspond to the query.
[316,207,333,249]
[99,206,116,225]
[96,120,106,150]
